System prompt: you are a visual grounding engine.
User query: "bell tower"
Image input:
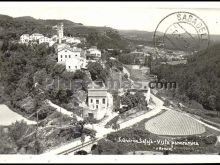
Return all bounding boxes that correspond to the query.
[57,22,64,44]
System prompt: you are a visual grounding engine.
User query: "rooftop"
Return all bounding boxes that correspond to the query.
[88,89,107,97]
[88,82,108,97]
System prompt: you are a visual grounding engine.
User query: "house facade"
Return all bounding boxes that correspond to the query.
[39,37,52,44]
[20,34,30,44]
[65,37,81,44]
[84,85,113,120]
[86,47,101,61]
[57,47,81,63]
[65,57,87,71]
[57,47,87,72]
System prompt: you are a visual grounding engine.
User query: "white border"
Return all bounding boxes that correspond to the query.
[0,1,220,164]
[0,155,220,163]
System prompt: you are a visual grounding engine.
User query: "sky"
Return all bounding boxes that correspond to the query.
[0,2,220,34]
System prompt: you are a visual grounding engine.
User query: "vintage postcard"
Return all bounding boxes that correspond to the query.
[0,1,220,163]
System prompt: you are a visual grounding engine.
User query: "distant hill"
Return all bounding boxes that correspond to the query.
[0,14,128,50]
[119,29,220,50]
[119,30,154,41]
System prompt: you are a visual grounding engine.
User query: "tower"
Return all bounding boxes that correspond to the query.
[57,22,64,44]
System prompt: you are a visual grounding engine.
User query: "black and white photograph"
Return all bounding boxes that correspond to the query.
[0,1,220,164]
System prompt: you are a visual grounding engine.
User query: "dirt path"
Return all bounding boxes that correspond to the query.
[46,100,83,121]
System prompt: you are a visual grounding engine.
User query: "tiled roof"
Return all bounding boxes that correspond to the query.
[88,89,107,97]
[31,33,44,36]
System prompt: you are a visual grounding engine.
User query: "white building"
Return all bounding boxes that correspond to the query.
[57,47,87,72]
[30,33,44,41]
[49,40,56,47]
[65,37,81,44]
[51,35,58,41]
[58,47,81,64]
[39,37,51,44]
[87,47,101,60]
[20,34,30,44]
[65,58,86,71]
[84,83,113,120]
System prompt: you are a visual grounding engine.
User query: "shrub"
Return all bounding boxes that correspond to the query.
[201,136,217,145]
[105,116,119,128]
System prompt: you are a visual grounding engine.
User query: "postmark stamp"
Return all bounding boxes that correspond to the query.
[153,11,210,54]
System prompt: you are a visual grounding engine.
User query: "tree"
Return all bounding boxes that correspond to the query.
[0,131,17,154]
[1,39,9,52]
[118,54,135,65]
[124,73,128,79]
[91,144,97,152]
[208,95,217,115]
[8,120,29,149]
[112,123,120,130]
[87,62,104,80]
[80,133,86,146]
[73,70,86,80]
[56,90,69,104]
[86,32,99,46]
[33,140,42,154]
[135,59,140,65]
[89,131,96,142]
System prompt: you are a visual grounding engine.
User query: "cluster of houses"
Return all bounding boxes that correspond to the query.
[20,33,82,47]
[19,23,82,47]
[19,23,150,121]
[57,44,101,72]
[20,23,102,72]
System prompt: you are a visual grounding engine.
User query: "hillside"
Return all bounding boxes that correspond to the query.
[152,43,220,112]
[119,30,154,41]
[0,14,128,50]
[119,29,220,49]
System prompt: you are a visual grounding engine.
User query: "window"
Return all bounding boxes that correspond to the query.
[65,55,67,58]
[75,54,77,57]
[69,55,71,58]
[96,99,99,104]
[75,66,77,69]
[91,99,93,103]
[69,66,71,69]
[96,105,98,109]
[102,98,105,104]
[61,55,62,58]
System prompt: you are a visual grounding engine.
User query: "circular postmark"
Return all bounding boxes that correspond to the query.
[153,11,210,54]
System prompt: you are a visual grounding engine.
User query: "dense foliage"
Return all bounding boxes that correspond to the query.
[0,41,88,120]
[86,30,128,50]
[119,91,148,113]
[152,44,220,113]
